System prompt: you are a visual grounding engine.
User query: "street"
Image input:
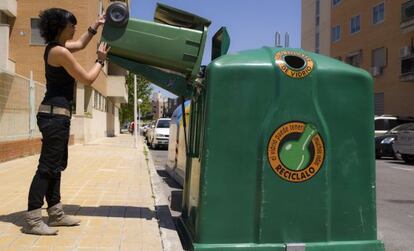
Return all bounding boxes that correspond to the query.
[148,148,182,219]
[377,158,414,251]
[149,148,414,251]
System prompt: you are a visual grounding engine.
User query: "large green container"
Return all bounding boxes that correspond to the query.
[177,48,385,251]
[100,3,384,250]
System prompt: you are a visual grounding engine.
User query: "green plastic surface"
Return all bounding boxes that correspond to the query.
[177,47,384,251]
[102,15,209,79]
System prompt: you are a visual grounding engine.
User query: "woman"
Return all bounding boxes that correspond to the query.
[23,8,110,235]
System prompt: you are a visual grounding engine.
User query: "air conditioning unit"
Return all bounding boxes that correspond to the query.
[400,46,411,58]
[371,66,382,77]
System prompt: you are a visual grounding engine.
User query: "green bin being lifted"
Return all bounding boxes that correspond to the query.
[102,3,210,80]
[101,2,385,251]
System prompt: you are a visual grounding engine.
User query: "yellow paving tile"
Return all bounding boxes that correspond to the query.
[78,236,102,248]
[5,245,32,251]
[120,243,142,251]
[33,236,56,247]
[141,242,163,251]
[50,246,74,251]
[52,236,78,247]
[0,135,164,251]
[10,235,39,247]
[0,235,16,247]
[77,248,98,251]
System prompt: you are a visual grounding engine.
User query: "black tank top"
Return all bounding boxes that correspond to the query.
[42,42,75,109]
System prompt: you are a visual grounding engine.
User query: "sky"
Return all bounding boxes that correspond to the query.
[129,0,302,98]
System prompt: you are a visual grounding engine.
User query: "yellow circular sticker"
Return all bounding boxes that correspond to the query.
[274,51,314,78]
[267,121,325,183]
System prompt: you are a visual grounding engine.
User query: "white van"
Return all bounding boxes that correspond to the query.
[147,118,171,149]
[166,101,190,186]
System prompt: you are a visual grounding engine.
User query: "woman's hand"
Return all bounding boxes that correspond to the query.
[96,14,106,26]
[97,42,110,61]
[92,14,106,30]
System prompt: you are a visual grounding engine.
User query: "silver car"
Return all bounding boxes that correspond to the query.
[392,123,414,163]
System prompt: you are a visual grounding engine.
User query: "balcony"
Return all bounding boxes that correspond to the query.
[400,55,414,81]
[401,0,414,33]
[106,62,128,104]
[0,0,17,17]
[0,24,9,71]
[106,76,127,104]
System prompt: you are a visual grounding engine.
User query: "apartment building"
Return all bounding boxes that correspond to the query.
[301,0,331,56]
[151,92,179,120]
[0,0,128,162]
[302,0,414,116]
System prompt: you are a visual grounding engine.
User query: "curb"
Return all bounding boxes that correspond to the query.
[144,142,184,251]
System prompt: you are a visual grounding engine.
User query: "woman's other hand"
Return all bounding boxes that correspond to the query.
[97,42,110,61]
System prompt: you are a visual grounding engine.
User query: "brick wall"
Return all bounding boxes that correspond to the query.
[0,135,74,163]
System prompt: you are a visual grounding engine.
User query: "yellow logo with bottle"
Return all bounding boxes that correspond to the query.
[267,121,325,183]
[274,51,314,78]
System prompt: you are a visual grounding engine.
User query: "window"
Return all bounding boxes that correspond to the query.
[371,47,386,76]
[346,50,363,67]
[374,93,384,115]
[315,32,320,53]
[156,120,170,128]
[93,89,107,112]
[316,0,320,17]
[375,119,387,131]
[401,57,414,74]
[373,3,384,24]
[372,47,387,68]
[401,0,414,23]
[30,18,45,45]
[331,25,341,42]
[350,15,361,34]
[332,0,341,7]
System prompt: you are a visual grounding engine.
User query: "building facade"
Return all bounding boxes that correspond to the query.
[302,0,414,116]
[0,0,128,162]
[302,0,331,56]
[151,92,179,120]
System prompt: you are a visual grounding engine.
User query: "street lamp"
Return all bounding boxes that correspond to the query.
[133,75,138,148]
[137,98,143,137]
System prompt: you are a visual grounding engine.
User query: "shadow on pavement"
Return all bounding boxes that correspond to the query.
[0,204,177,230]
[385,161,414,167]
[156,169,182,189]
[385,199,414,204]
[170,190,182,212]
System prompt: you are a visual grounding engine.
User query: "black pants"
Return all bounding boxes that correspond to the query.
[28,114,70,211]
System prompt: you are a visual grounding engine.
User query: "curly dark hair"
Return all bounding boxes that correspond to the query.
[38,8,77,43]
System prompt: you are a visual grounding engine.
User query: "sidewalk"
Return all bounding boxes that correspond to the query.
[0,134,163,251]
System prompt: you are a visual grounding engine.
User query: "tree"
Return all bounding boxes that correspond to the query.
[119,72,152,124]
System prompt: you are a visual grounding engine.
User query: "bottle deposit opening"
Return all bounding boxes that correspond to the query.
[284,55,306,70]
[106,2,129,27]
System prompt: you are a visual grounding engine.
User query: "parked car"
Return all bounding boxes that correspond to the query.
[375,123,414,159]
[140,124,150,137]
[145,121,155,143]
[375,115,414,136]
[147,118,171,149]
[392,123,414,163]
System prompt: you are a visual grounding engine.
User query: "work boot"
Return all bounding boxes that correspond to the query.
[47,202,81,226]
[22,208,58,235]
